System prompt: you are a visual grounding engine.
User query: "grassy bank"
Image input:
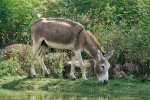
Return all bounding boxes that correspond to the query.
[0,76,149,97]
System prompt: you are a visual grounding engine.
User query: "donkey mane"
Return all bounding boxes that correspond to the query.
[86,30,106,54]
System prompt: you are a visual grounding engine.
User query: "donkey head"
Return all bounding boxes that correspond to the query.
[94,50,114,83]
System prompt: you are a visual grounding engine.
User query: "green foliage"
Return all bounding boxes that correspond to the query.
[50,60,64,78]
[44,54,64,78]
[0,57,24,77]
[0,0,36,48]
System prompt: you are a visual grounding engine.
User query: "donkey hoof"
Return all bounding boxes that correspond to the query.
[69,76,77,80]
[33,75,36,78]
[71,77,77,81]
[83,79,88,81]
[83,78,88,80]
[28,75,36,79]
[45,74,50,78]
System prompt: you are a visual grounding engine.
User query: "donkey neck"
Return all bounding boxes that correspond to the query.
[84,36,100,60]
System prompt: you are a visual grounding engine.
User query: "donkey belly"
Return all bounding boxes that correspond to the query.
[44,40,74,50]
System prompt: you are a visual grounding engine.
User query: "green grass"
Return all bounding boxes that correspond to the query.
[0,76,149,97]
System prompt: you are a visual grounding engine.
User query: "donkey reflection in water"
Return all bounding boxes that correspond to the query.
[30,18,113,83]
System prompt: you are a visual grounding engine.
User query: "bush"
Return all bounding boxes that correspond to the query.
[0,57,25,77]
[0,0,36,48]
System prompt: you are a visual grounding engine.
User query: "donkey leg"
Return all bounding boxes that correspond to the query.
[37,46,50,77]
[30,43,41,78]
[69,56,77,80]
[75,50,88,80]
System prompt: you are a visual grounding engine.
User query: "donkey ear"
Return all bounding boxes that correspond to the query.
[105,50,114,59]
[97,50,103,60]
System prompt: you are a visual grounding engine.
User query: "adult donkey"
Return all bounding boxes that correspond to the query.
[30,18,113,83]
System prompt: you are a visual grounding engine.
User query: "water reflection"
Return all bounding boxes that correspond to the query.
[27,94,109,100]
[0,89,149,100]
[98,97,108,100]
[27,93,148,100]
[28,94,50,100]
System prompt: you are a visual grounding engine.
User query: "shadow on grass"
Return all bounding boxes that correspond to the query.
[2,77,29,90]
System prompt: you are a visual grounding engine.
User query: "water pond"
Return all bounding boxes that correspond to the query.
[0,89,149,100]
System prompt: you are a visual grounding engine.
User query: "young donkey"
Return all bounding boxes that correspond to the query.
[30,18,113,83]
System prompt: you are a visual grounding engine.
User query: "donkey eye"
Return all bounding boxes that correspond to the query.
[101,66,104,69]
